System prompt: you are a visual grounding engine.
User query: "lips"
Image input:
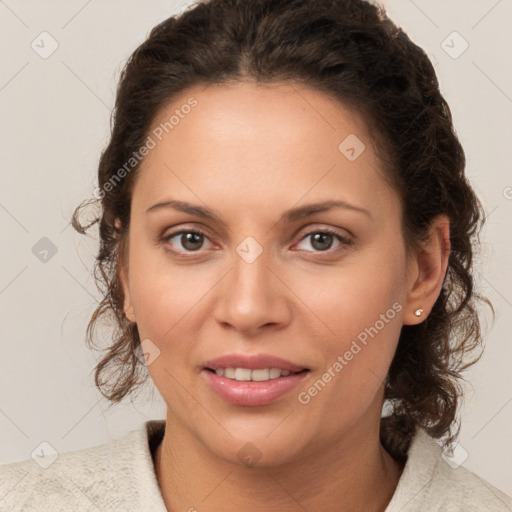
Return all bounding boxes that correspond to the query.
[201,353,310,406]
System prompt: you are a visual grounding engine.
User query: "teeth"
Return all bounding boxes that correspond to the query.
[235,368,251,381]
[269,368,282,379]
[224,368,235,379]
[249,369,268,381]
[213,368,295,381]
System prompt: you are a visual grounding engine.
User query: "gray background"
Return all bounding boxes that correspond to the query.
[1,0,511,496]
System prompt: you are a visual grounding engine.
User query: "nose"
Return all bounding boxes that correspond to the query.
[213,245,292,336]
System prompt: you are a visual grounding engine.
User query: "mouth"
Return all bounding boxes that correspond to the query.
[201,354,311,406]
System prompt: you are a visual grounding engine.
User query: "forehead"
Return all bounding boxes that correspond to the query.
[131,81,398,221]
[147,80,372,161]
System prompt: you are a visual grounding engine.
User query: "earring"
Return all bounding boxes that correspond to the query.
[414,308,424,317]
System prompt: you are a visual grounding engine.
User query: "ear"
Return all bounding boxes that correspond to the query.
[116,218,136,324]
[403,215,450,325]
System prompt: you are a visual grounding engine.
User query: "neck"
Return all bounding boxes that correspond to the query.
[153,415,403,512]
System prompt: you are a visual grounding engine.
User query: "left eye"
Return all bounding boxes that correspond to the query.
[295,230,349,252]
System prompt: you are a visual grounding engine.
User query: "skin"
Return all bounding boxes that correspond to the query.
[120,81,450,512]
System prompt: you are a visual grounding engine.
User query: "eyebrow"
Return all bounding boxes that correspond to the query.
[146,199,373,223]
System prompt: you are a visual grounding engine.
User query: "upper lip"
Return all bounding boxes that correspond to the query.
[203,354,309,372]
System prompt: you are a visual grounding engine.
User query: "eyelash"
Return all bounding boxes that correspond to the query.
[160,227,352,257]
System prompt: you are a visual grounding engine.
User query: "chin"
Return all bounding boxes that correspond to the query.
[203,428,309,468]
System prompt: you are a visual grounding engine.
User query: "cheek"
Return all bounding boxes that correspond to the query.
[298,275,402,379]
[129,260,211,342]
[127,262,211,408]
[291,238,407,338]
[292,302,403,438]
[290,242,407,406]
[128,230,196,313]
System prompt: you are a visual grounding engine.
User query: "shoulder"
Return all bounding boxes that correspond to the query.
[386,429,511,512]
[0,420,166,512]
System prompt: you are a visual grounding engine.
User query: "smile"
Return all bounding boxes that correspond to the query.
[203,368,310,407]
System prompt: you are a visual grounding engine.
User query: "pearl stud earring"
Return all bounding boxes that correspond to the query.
[414,308,424,317]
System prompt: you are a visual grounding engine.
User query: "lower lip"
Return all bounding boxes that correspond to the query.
[202,369,309,407]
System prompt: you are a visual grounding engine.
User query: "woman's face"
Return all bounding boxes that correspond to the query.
[121,81,418,465]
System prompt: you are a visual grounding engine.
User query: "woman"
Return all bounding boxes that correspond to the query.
[1,0,510,510]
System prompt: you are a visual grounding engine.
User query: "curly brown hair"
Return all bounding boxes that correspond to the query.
[72,0,490,460]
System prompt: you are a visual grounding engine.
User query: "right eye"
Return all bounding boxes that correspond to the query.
[161,229,215,255]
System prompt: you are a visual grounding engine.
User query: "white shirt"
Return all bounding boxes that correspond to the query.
[0,420,510,511]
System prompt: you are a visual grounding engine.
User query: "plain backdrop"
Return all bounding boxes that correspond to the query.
[1,0,511,497]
